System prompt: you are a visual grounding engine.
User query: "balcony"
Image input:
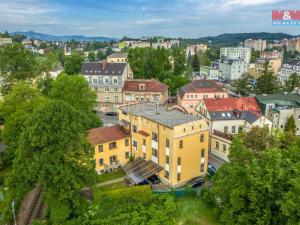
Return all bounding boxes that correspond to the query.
[212,130,233,141]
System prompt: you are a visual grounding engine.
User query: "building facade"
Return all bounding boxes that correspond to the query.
[89,125,131,174]
[118,102,209,187]
[178,80,229,114]
[256,94,300,135]
[186,44,208,56]
[122,79,168,104]
[218,59,248,80]
[81,61,133,112]
[107,53,128,63]
[244,39,267,51]
[220,47,251,63]
[152,40,180,49]
[0,38,12,46]
[195,97,273,162]
[279,61,300,82]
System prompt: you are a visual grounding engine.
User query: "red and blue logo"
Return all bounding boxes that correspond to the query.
[272,10,300,25]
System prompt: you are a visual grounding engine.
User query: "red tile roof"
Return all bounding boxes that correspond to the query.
[178,80,227,99]
[203,97,261,112]
[88,125,130,145]
[123,79,168,93]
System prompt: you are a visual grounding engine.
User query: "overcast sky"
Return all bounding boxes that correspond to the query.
[0,0,300,38]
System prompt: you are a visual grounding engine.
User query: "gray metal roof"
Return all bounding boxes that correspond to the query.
[256,94,300,107]
[120,102,201,128]
[81,62,126,76]
[209,110,261,123]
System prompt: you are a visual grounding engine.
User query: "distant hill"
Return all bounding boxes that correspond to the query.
[183,32,297,46]
[10,31,120,42]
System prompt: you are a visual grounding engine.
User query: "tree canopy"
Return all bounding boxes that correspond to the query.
[210,127,300,225]
[64,53,84,75]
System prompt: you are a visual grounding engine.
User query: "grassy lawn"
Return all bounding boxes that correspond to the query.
[176,196,219,225]
[96,168,125,183]
[93,181,128,201]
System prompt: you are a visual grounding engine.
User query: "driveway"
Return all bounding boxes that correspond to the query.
[97,112,118,126]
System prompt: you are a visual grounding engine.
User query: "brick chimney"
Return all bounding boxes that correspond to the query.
[102,60,108,70]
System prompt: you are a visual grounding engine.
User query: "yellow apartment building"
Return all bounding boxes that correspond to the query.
[119,102,209,187]
[88,125,131,174]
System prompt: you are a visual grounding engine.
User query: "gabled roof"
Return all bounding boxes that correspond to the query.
[123,79,168,93]
[178,80,227,99]
[81,62,127,76]
[88,125,130,145]
[204,97,261,112]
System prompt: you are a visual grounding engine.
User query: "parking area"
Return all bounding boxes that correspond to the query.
[97,112,118,126]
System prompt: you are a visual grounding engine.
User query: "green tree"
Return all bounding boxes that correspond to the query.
[88,52,96,62]
[211,134,300,225]
[191,53,200,72]
[49,73,101,128]
[97,51,106,60]
[0,44,37,94]
[0,83,46,164]
[284,116,296,135]
[243,126,275,154]
[8,100,96,224]
[255,63,279,94]
[284,73,300,92]
[64,53,84,75]
[105,47,113,56]
[232,73,253,96]
[173,48,186,75]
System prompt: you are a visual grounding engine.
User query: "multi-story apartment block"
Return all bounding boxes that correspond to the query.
[107,53,128,63]
[122,79,168,104]
[218,58,248,80]
[131,41,151,48]
[244,39,267,51]
[195,66,220,80]
[279,60,300,82]
[186,44,208,56]
[220,47,251,63]
[255,58,282,76]
[0,38,12,46]
[81,61,133,112]
[195,97,272,162]
[260,50,282,60]
[256,94,300,135]
[118,102,209,187]
[152,40,180,49]
[177,80,229,114]
[89,125,131,174]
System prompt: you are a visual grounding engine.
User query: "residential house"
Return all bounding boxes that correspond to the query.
[220,47,251,63]
[122,79,168,104]
[89,125,131,174]
[81,61,133,112]
[0,38,12,46]
[279,60,300,83]
[256,93,300,135]
[218,58,248,80]
[178,80,229,114]
[22,38,32,46]
[195,97,272,162]
[107,53,128,63]
[118,102,209,187]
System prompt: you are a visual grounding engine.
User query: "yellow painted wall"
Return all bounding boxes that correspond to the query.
[93,137,131,173]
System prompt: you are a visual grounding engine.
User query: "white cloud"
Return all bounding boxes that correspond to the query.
[222,0,282,7]
[135,18,172,25]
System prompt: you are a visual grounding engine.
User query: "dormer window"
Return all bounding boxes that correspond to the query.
[139,83,146,91]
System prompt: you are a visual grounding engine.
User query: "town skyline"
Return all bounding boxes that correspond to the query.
[1,0,300,38]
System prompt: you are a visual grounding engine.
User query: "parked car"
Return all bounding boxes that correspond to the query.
[208,163,217,176]
[187,176,205,189]
[138,179,150,186]
[105,112,118,116]
[147,175,160,184]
